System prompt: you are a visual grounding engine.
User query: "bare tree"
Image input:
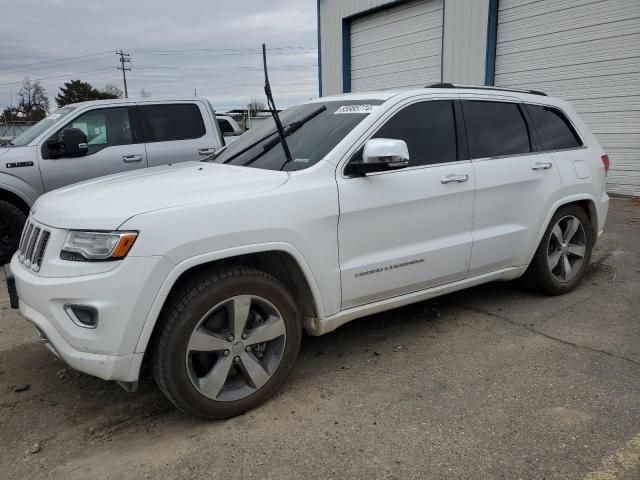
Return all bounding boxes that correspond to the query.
[140,88,152,98]
[247,97,266,117]
[18,78,49,121]
[102,83,123,98]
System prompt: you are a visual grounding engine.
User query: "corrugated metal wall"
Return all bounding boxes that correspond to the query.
[495,0,640,196]
[442,0,489,84]
[320,0,403,96]
[319,0,489,95]
[350,0,444,91]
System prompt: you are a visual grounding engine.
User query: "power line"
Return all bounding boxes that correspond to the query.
[131,46,316,53]
[116,50,131,99]
[0,51,112,73]
[129,48,316,57]
[0,68,116,88]
[134,65,316,71]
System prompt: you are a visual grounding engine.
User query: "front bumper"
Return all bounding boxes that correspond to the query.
[10,254,173,382]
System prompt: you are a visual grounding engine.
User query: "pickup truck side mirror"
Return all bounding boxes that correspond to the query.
[58,128,88,157]
[46,128,89,159]
[347,138,410,176]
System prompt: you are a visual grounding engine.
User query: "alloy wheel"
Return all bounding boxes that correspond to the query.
[546,215,587,283]
[185,295,286,402]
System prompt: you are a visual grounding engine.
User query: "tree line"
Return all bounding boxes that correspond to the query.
[2,78,151,123]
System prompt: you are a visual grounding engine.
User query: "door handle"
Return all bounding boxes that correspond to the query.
[122,154,143,163]
[531,161,553,170]
[198,148,217,156]
[441,174,469,184]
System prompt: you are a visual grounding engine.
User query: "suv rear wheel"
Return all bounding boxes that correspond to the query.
[527,204,593,295]
[153,267,302,419]
[0,200,26,265]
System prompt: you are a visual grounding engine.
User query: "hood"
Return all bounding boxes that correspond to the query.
[32,161,290,229]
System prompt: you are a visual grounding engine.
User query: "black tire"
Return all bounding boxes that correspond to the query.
[153,267,302,419]
[526,204,593,295]
[0,200,26,265]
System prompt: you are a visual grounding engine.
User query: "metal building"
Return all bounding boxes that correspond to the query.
[317,0,640,196]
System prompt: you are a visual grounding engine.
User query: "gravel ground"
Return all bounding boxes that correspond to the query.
[1,197,638,480]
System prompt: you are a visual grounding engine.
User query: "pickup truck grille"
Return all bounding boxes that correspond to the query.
[17,220,51,272]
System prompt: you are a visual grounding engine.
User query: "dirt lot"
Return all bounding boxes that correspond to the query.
[1,197,639,480]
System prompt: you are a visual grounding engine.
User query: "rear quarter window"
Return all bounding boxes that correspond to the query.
[217,119,234,134]
[463,101,531,159]
[525,104,583,151]
[139,103,206,142]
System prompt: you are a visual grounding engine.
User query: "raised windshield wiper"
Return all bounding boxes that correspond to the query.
[261,44,293,170]
[221,130,278,164]
[261,105,327,152]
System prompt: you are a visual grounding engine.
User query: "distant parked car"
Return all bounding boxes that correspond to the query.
[0,98,226,263]
[216,114,243,142]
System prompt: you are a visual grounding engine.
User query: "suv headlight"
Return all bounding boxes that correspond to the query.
[61,231,138,261]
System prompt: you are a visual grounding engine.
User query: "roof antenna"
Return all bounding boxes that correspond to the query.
[262,43,293,166]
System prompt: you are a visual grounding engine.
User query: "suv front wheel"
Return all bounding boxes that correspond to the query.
[153,267,302,419]
[527,204,593,295]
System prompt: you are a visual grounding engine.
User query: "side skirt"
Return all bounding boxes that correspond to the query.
[304,266,526,336]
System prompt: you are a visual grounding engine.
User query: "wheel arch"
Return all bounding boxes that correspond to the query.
[133,243,324,366]
[527,194,599,266]
[0,184,33,215]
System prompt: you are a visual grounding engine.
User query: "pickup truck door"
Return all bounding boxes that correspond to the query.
[337,98,475,309]
[137,101,222,167]
[38,106,147,192]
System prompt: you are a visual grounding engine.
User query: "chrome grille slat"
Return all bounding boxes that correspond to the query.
[18,222,30,254]
[32,231,50,271]
[19,223,34,260]
[30,229,44,265]
[24,227,40,267]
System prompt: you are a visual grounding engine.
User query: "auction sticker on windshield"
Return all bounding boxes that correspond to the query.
[334,105,377,114]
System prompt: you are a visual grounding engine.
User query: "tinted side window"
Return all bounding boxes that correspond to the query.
[217,119,234,134]
[464,101,531,158]
[526,104,582,151]
[55,107,133,154]
[372,100,457,166]
[139,104,206,142]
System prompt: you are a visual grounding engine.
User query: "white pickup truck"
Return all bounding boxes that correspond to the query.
[9,85,609,419]
[0,98,227,263]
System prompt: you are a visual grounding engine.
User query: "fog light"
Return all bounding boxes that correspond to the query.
[64,304,99,329]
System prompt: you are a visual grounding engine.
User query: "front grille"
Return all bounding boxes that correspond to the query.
[18,220,51,272]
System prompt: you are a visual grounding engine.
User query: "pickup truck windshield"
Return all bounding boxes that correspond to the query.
[8,107,77,147]
[211,100,383,171]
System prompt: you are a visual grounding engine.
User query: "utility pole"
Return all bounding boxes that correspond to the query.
[116,50,131,98]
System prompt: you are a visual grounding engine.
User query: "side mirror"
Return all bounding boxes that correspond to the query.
[61,128,88,157]
[348,138,410,176]
[46,138,63,159]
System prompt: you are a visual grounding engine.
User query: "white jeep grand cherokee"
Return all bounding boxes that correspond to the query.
[8,85,609,419]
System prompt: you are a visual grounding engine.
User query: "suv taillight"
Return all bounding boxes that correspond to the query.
[601,154,610,172]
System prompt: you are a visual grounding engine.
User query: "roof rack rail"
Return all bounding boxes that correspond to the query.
[425,83,547,97]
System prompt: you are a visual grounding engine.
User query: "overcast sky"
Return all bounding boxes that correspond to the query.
[0,0,318,112]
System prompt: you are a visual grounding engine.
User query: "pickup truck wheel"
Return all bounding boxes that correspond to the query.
[527,205,593,295]
[0,201,26,265]
[153,267,301,419]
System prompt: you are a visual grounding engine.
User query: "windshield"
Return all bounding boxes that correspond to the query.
[9,107,76,147]
[210,100,383,171]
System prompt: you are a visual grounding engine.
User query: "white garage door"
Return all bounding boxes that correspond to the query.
[350,0,444,92]
[495,0,640,196]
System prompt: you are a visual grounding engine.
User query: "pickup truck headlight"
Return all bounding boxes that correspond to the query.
[61,231,138,261]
